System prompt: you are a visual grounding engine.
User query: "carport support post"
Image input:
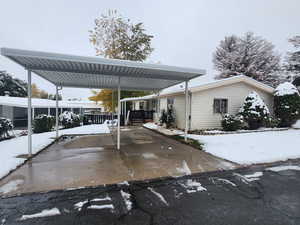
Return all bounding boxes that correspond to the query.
[124,101,127,125]
[117,77,121,150]
[27,70,32,157]
[184,80,188,142]
[55,85,59,140]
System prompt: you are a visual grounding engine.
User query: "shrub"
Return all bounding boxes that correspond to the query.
[159,106,175,128]
[265,116,281,128]
[274,82,300,127]
[33,114,55,133]
[221,114,244,131]
[83,115,92,125]
[239,91,270,130]
[159,109,168,126]
[0,117,14,139]
[59,111,81,129]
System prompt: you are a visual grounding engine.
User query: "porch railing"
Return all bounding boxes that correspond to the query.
[129,110,154,123]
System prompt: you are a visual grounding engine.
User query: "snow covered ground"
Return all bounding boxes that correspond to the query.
[187,129,300,165]
[143,122,184,136]
[293,120,300,129]
[0,124,109,179]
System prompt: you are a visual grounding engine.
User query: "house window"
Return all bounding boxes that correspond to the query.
[167,98,174,106]
[213,99,228,114]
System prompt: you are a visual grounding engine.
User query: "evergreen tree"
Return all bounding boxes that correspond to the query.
[274,82,300,127]
[239,91,270,129]
[213,32,281,87]
[285,36,300,79]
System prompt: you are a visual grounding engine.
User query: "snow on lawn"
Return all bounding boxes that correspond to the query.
[0,124,109,179]
[143,122,184,136]
[293,120,300,129]
[186,129,300,165]
[143,122,159,130]
[266,165,300,172]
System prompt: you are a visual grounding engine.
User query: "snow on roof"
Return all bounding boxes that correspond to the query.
[120,94,157,102]
[119,75,275,102]
[159,75,215,96]
[274,82,299,96]
[0,96,102,108]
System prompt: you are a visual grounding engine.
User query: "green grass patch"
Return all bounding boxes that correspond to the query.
[172,135,204,151]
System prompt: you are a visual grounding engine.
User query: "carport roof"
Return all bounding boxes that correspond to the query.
[1,48,206,91]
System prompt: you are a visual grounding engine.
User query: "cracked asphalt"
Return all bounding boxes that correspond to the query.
[1,160,300,225]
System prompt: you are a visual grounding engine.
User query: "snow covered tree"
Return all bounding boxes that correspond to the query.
[89,10,153,109]
[0,71,27,97]
[213,32,281,87]
[285,36,300,80]
[274,82,300,127]
[239,91,270,129]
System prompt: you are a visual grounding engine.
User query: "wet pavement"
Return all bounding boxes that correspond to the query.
[0,127,237,196]
[1,160,300,225]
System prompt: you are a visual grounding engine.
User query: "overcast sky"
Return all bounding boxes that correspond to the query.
[0,0,299,100]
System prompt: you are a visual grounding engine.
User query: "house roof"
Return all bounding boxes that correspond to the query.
[0,48,205,91]
[0,96,101,108]
[120,75,275,101]
[159,75,274,97]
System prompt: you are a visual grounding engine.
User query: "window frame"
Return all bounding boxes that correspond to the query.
[213,98,228,114]
[167,98,174,106]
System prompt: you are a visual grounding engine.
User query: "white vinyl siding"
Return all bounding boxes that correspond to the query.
[173,95,189,130]
[190,82,273,130]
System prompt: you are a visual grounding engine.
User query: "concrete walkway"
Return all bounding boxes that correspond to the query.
[0,127,237,196]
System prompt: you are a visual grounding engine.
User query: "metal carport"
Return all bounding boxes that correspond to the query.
[0,47,205,155]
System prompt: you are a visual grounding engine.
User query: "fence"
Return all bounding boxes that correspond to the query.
[129,110,154,122]
[83,113,124,126]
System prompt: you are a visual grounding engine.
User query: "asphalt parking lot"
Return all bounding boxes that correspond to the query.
[1,160,300,225]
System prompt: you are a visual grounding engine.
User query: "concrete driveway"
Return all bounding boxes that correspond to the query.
[0,127,237,196]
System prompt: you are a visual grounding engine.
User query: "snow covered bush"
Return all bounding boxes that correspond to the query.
[221,114,244,131]
[0,117,14,140]
[274,82,300,127]
[33,115,55,133]
[59,111,81,129]
[239,92,270,130]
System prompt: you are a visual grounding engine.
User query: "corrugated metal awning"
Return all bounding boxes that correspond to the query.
[0,48,205,90]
